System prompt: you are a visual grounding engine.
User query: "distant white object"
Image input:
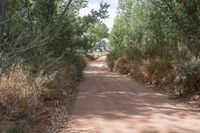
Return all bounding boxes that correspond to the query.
[96,48,101,52]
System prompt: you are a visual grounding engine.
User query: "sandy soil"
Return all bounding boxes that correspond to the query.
[60,56,200,133]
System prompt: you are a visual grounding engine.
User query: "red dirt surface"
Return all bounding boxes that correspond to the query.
[60,56,200,133]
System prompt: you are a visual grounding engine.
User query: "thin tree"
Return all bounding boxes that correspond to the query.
[59,0,73,20]
[0,0,5,46]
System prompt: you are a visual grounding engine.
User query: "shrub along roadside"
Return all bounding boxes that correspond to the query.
[0,54,85,133]
[0,0,110,132]
[107,0,200,101]
[108,55,200,97]
[107,55,200,98]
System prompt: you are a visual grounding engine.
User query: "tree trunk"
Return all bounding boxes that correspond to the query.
[59,0,73,20]
[0,0,5,47]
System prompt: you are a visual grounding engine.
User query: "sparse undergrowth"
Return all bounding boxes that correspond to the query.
[85,54,96,61]
[0,56,85,133]
[107,56,200,107]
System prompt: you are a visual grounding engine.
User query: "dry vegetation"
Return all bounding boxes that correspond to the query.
[0,60,84,133]
[0,0,109,132]
[107,0,200,107]
[107,56,200,107]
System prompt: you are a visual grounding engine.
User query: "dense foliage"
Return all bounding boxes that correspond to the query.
[108,0,200,96]
[0,0,109,132]
[0,0,109,69]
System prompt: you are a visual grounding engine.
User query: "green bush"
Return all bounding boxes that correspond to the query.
[124,47,142,61]
[106,51,117,70]
[175,58,200,95]
[74,55,86,78]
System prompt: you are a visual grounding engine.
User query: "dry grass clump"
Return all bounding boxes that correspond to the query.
[115,58,131,74]
[85,54,96,61]
[141,59,174,84]
[31,64,78,133]
[0,61,80,132]
[0,64,40,120]
[108,57,200,98]
[0,63,41,132]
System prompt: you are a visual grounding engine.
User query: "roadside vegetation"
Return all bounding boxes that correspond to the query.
[107,0,200,101]
[0,0,109,132]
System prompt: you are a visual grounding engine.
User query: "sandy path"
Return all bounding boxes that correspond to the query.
[60,56,200,133]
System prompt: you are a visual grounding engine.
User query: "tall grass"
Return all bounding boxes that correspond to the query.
[107,49,200,97]
[0,55,85,132]
[0,64,39,120]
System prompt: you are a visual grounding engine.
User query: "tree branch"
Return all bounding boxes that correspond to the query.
[59,0,73,20]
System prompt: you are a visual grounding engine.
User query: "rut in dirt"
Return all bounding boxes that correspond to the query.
[60,56,200,133]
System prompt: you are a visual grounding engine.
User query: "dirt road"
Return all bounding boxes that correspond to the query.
[61,56,200,133]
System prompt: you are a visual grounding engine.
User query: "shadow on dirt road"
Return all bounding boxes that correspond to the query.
[60,56,200,133]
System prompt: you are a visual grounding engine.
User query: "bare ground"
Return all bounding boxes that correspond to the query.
[59,56,200,133]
